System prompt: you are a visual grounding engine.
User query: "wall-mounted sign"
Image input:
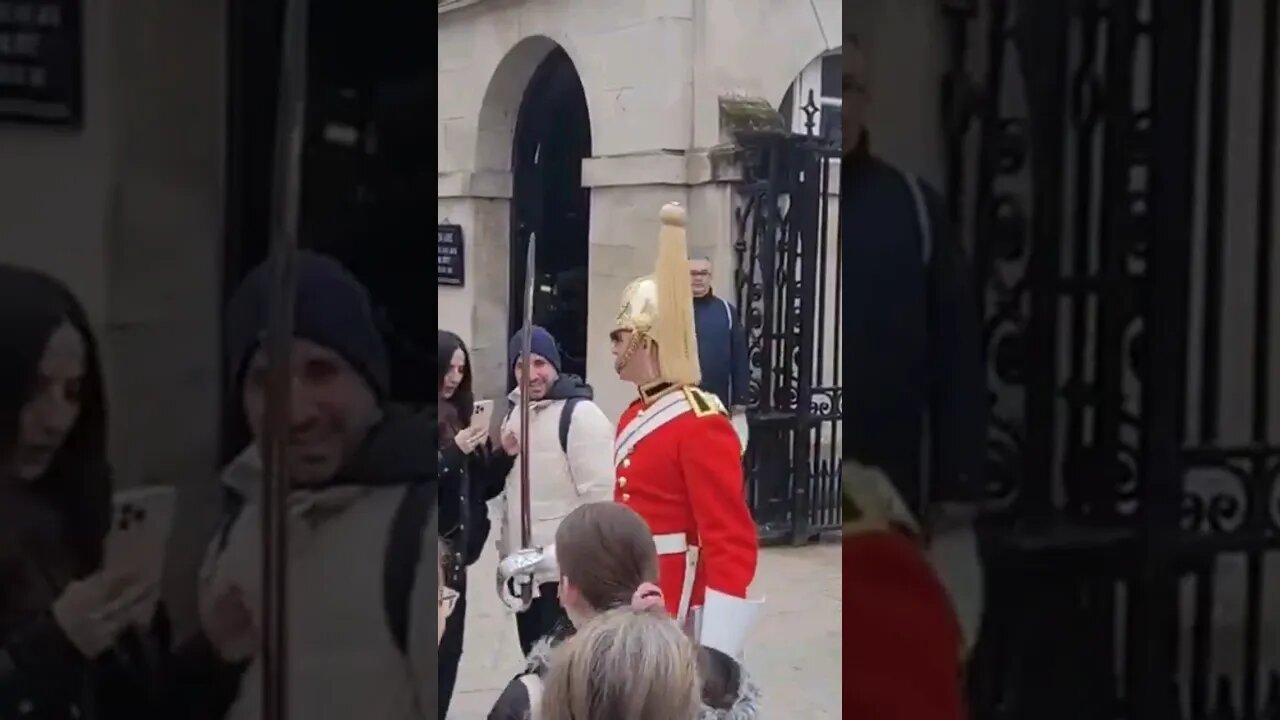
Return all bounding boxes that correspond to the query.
[0,0,82,126]
[438,224,465,286]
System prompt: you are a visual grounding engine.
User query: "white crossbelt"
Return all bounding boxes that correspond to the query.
[653,532,688,555]
[653,533,700,622]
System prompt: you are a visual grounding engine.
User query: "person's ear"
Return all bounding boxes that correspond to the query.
[559,577,578,607]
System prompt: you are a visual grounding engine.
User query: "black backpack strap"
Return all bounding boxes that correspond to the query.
[558,397,581,454]
[383,482,431,655]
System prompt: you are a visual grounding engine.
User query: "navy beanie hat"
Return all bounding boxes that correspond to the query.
[508,325,561,372]
[225,251,390,398]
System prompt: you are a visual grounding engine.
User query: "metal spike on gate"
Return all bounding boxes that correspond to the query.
[1210,676,1238,720]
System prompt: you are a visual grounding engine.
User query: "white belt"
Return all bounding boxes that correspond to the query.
[653,533,690,555]
[653,533,700,622]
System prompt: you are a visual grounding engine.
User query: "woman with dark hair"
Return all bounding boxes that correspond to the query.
[437,329,511,717]
[0,264,165,719]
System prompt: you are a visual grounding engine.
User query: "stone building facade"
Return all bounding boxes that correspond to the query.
[437,0,841,418]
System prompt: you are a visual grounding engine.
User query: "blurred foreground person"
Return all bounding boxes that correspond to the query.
[189,252,437,719]
[489,502,761,720]
[0,264,166,719]
[844,461,967,720]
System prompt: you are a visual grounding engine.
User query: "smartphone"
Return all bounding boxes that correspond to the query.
[471,399,495,431]
[104,485,176,585]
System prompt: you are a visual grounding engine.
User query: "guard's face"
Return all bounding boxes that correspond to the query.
[689,259,713,298]
[9,322,85,482]
[610,329,637,381]
[610,329,656,384]
[513,354,558,401]
[241,338,380,485]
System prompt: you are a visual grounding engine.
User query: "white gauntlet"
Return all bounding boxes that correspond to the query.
[730,411,750,455]
[496,545,559,613]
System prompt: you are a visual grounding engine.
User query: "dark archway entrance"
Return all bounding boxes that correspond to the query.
[509,47,592,381]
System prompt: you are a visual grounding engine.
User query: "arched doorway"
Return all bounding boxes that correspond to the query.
[509,47,592,381]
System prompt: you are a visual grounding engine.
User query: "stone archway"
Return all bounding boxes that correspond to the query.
[507,47,592,381]
[460,37,594,395]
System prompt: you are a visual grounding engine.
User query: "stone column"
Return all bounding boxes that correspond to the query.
[104,0,225,635]
[437,170,513,402]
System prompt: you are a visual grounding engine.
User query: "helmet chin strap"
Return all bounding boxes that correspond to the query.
[614,331,644,376]
[615,334,664,385]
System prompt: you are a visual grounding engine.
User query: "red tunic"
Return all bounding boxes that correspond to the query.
[613,386,759,616]
[843,528,968,720]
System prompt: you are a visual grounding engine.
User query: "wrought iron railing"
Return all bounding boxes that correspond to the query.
[942,0,1280,717]
[732,94,842,543]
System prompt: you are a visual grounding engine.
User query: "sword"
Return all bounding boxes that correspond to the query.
[517,233,537,608]
[261,0,308,716]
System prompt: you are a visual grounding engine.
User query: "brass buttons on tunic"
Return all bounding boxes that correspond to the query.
[622,493,632,502]
[618,476,628,488]
[623,458,632,468]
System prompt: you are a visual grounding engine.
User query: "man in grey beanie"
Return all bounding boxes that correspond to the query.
[497,325,614,654]
[185,251,439,720]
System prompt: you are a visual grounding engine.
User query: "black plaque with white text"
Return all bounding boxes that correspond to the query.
[0,0,81,125]
[437,224,465,286]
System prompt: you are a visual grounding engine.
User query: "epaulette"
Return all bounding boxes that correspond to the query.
[681,386,728,419]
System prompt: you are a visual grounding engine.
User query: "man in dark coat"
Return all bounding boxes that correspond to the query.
[690,256,751,450]
[842,36,988,517]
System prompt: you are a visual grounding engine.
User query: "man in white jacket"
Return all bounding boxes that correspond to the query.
[498,326,615,655]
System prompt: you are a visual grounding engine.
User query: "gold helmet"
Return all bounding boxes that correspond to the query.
[614,203,702,386]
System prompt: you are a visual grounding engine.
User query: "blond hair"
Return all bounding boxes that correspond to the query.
[540,606,701,720]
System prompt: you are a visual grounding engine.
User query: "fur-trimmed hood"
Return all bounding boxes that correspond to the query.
[522,633,764,719]
[697,668,762,719]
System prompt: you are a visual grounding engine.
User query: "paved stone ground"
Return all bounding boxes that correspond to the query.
[446,540,843,719]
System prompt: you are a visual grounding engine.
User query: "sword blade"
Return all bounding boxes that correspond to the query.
[519,234,536,551]
[261,0,309,716]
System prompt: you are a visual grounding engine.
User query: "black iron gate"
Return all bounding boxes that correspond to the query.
[732,103,842,544]
[943,0,1280,717]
